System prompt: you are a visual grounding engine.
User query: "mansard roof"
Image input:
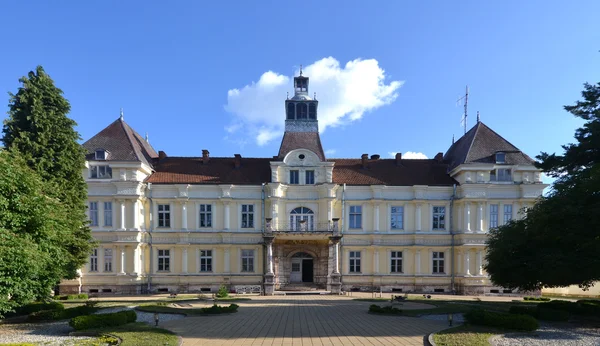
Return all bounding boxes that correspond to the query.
[82,117,158,167]
[444,121,535,170]
[278,132,326,161]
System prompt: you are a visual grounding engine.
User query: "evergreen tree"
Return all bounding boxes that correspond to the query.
[2,66,93,281]
[485,82,600,291]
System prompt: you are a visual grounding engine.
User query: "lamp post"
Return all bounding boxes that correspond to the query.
[448,313,453,327]
[154,312,159,326]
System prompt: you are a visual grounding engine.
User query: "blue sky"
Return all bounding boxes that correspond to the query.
[1,1,598,173]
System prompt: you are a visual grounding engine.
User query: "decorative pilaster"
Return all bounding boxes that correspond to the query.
[182,247,188,274]
[98,245,104,273]
[133,200,139,230]
[373,204,380,232]
[465,203,472,232]
[119,246,126,275]
[457,252,462,275]
[224,202,230,230]
[140,246,146,275]
[476,202,483,233]
[415,204,422,231]
[373,249,379,274]
[477,250,483,276]
[224,248,231,273]
[182,202,188,230]
[133,245,140,275]
[465,250,471,276]
[120,201,126,230]
[429,249,433,274]
[415,250,421,274]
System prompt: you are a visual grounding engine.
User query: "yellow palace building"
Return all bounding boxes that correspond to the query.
[61,72,546,296]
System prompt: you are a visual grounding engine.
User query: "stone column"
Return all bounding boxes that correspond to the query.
[373,204,380,232]
[415,204,422,231]
[182,202,188,230]
[182,247,188,274]
[328,236,342,294]
[477,250,483,276]
[267,240,274,274]
[465,250,471,276]
[465,203,472,232]
[415,250,421,274]
[224,202,230,230]
[133,245,140,275]
[476,202,483,233]
[263,236,275,295]
[120,201,126,230]
[120,246,126,274]
[133,200,139,230]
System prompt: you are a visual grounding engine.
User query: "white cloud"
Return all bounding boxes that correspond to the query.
[225,57,403,146]
[325,149,337,156]
[389,151,429,159]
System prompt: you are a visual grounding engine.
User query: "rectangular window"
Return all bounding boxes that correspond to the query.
[432,252,445,274]
[90,165,112,179]
[349,206,362,229]
[498,168,512,181]
[349,251,361,273]
[390,206,404,230]
[305,170,315,184]
[198,204,212,228]
[504,204,513,224]
[104,249,113,272]
[241,249,254,272]
[390,251,402,273]
[90,249,98,272]
[489,204,498,229]
[241,204,254,228]
[158,204,170,228]
[199,250,212,272]
[103,202,113,227]
[432,206,446,230]
[89,202,98,226]
[158,249,170,272]
[290,170,299,184]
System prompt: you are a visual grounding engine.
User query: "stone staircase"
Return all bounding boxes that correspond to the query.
[276,283,329,295]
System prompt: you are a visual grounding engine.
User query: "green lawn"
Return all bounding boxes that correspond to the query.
[433,325,500,346]
[82,322,178,346]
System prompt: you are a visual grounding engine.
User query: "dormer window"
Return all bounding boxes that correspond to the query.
[495,152,506,164]
[95,150,107,160]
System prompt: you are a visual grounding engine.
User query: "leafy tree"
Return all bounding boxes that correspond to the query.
[485,82,600,291]
[0,151,72,316]
[2,66,93,281]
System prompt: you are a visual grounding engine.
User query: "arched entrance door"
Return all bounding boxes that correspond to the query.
[290,252,313,283]
[290,207,314,231]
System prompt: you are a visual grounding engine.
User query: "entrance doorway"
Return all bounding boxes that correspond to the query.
[290,252,314,283]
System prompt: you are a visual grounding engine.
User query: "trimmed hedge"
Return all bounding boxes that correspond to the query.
[465,309,539,331]
[54,293,89,300]
[508,305,537,316]
[523,296,550,302]
[369,304,402,314]
[509,305,570,321]
[26,305,98,322]
[69,310,137,331]
[538,300,600,317]
[10,301,64,317]
[200,304,239,314]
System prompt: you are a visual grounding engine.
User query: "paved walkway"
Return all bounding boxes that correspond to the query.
[160,295,447,346]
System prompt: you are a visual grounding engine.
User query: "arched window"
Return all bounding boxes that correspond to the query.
[297,103,308,119]
[287,103,295,120]
[308,103,317,119]
[290,207,314,231]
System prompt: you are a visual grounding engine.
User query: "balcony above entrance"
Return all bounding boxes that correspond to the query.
[265,218,340,240]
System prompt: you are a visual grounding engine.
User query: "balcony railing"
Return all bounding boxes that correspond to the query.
[265,218,340,235]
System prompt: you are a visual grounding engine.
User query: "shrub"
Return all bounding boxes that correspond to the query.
[200,304,238,314]
[26,305,98,322]
[216,285,229,298]
[69,310,137,331]
[523,296,550,301]
[537,307,570,321]
[509,305,537,317]
[539,300,600,317]
[465,309,539,331]
[368,304,402,314]
[13,301,64,316]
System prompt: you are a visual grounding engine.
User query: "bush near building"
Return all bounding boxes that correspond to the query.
[200,304,238,314]
[70,310,137,331]
[368,304,402,314]
[27,304,99,322]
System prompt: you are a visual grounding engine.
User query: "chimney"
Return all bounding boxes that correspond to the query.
[158,151,167,160]
[234,154,242,168]
[435,152,444,162]
[361,154,369,169]
[395,152,402,165]
[370,154,380,160]
[202,149,210,164]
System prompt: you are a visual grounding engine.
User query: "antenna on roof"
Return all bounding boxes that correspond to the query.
[299,64,303,76]
[452,134,455,144]
[145,132,149,143]
[477,110,480,123]
[120,108,124,120]
[457,85,469,134]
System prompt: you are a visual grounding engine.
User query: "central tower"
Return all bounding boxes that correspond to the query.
[278,69,325,161]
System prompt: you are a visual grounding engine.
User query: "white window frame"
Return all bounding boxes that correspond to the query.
[198,204,212,228]
[90,165,112,179]
[290,170,299,184]
[158,249,170,272]
[241,249,255,272]
[489,204,498,229]
[199,250,212,272]
[104,248,113,272]
[241,204,254,228]
[390,206,404,230]
[432,206,446,230]
[349,206,362,229]
[390,251,402,273]
[103,201,113,227]
[89,202,99,227]
[90,249,98,272]
[432,252,445,274]
[503,204,513,224]
[349,251,361,273]
[158,204,171,228]
[305,170,315,184]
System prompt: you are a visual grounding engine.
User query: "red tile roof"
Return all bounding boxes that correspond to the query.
[278,132,326,161]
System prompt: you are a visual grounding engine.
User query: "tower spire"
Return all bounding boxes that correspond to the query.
[477,110,480,123]
[299,64,303,76]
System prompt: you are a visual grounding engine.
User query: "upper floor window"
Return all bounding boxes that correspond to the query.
[490,168,512,182]
[349,251,361,273]
[95,150,107,160]
[305,170,315,184]
[391,206,404,230]
[495,152,506,163]
[297,103,308,119]
[308,103,317,119]
[90,165,112,179]
[432,252,445,274]
[489,204,499,229]
[199,204,212,228]
[290,170,299,184]
[158,204,170,228]
[104,202,113,227]
[287,103,295,120]
[349,206,362,229]
[241,249,255,272]
[89,202,98,226]
[241,204,254,228]
[90,249,98,272]
[158,249,170,272]
[504,204,513,224]
[432,206,446,230]
[390,251,403,273]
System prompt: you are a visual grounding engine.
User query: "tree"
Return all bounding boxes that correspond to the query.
[485,82,600,291]
[0,151,73,316]
[2,66,93,282]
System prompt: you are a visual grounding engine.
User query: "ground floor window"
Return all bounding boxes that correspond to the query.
[241,249,254,272]
[390,251,402,273]
[90,249,98,272]
[349,251,361,273]
[158,249,170,272]
[432,252,445,274]
[104,248,113,272]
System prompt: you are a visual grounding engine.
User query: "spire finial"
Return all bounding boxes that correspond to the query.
[145,132,149,143]
[314,92,316,100]
[286,91,289,100]
[299,64,303,76]
[120,108,124,120]
[452,134,455,144]
[477,110,480,123]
